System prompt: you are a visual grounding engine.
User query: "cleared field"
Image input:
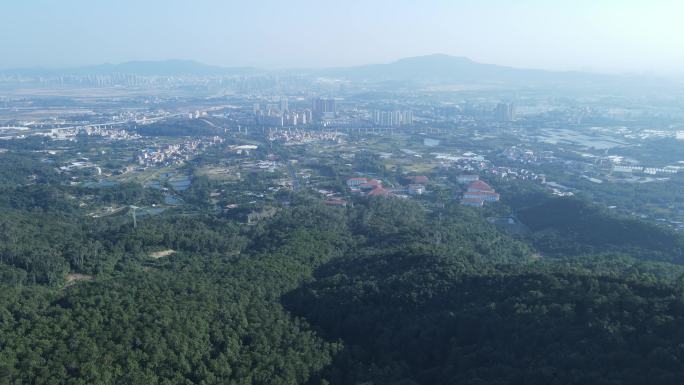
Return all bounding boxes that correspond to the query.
[65,273,94,287]
[196,166,240,181]
[150,249,175,259]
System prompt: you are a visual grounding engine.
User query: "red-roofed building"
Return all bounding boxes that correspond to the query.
[462,179,500,206]
[467,180,494,193]
[324,198,348,207]
[367,186,393,197]
[461,198,484,207]
[359,179,382,190]
[463,190,500,202]
[346,177,368,187]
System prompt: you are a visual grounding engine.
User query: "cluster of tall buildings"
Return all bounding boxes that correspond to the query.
[253,96,339,126]
[372,110,413,127]
[312,97,337,120]
[494,102,515,122]
[254,97,312,126]
[7,74,205,88]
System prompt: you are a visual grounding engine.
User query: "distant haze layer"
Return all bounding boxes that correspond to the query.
[1,0,683,75]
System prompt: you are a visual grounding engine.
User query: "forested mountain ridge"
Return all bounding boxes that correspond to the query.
[2,179,684,384]
[0,203,349,385]
[517,197,684,262]
[287,260,684,385]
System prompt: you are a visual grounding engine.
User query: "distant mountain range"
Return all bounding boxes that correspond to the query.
[318,54,611,85]
[1,60,259,77]
[0,54,667,87]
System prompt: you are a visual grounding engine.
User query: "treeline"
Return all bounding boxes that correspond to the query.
[3,187,684,384]
[0,209,247,285]
[0,180,170,285]
[0,195,534,384]
[287,264,684,385]
[517,197,684,262]
[135,119,222,137]
[278,198,684,385]
[0,203,352,385]
[0,152,61,187]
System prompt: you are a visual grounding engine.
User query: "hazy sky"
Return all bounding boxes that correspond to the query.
[2,0,683,74]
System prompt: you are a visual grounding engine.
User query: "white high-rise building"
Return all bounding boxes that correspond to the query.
[373,109,414,126]
[494,103,515,122]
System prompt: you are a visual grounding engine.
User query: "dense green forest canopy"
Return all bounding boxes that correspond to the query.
[286,264,684,385]
[517,197,684,262]
[134,119,223,137]
[3,148,684,384]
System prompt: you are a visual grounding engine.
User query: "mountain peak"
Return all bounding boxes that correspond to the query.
[392,53,475,64]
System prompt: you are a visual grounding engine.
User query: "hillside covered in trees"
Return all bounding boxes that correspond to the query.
[2,172,684,384]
